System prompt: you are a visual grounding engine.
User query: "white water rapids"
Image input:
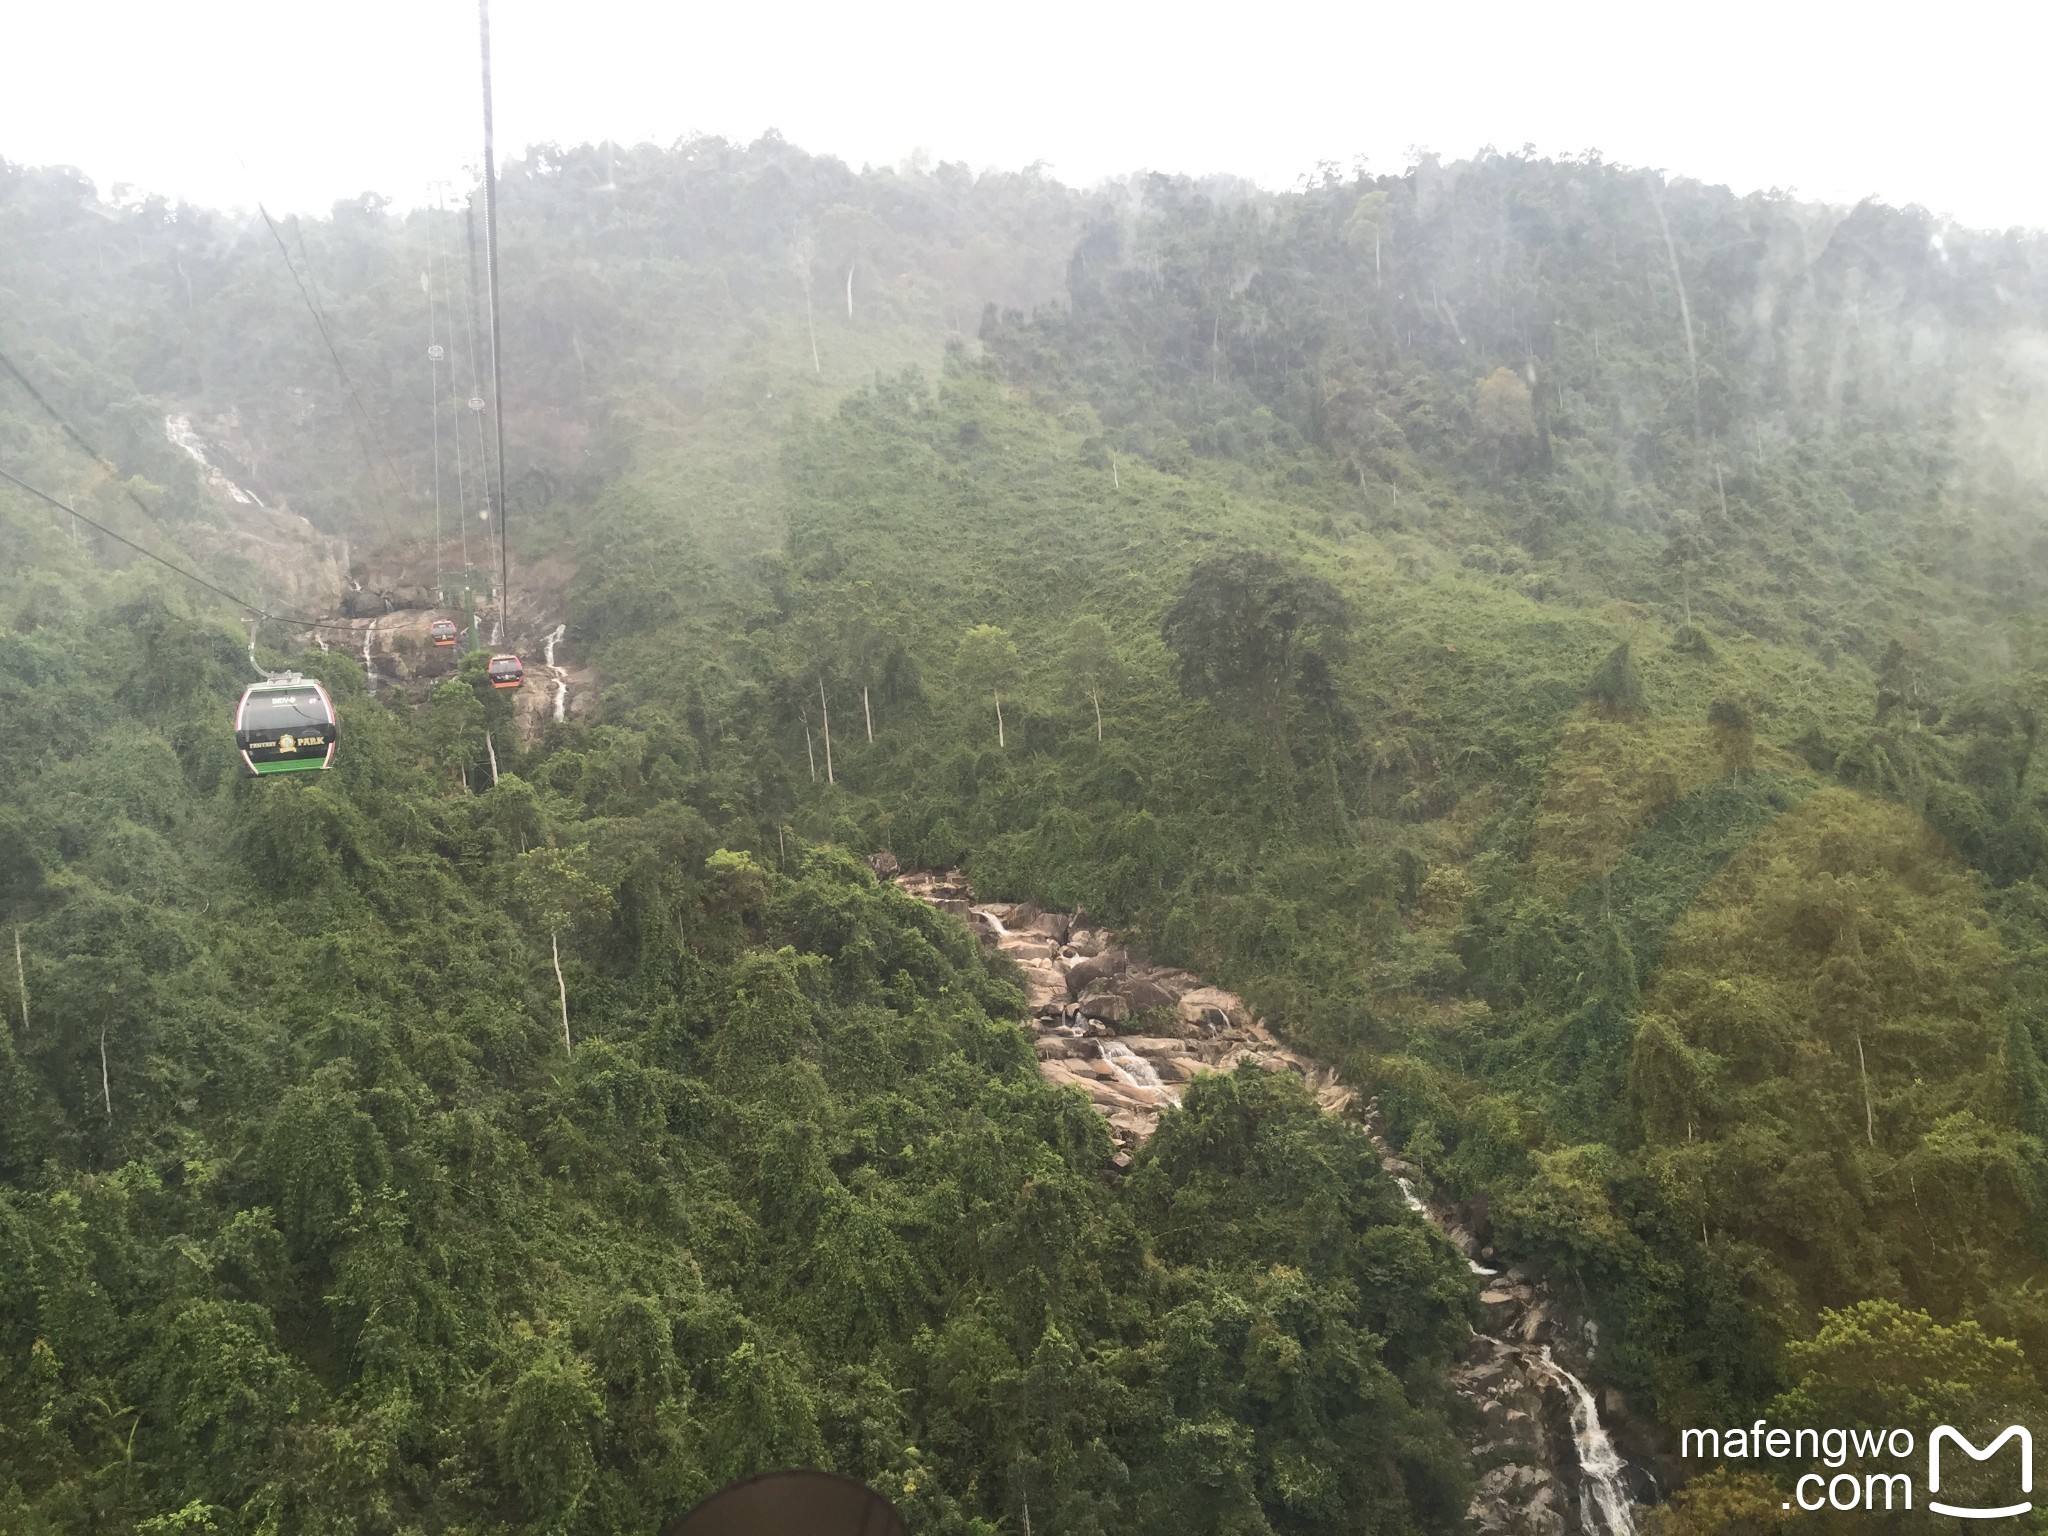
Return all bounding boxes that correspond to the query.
[544,624,568,721]
[1395,1165,1631,1525]
[1540,1348,1639,1535]
[1100,1041,1179,1103]
[165,413,262,506]
[360,620,379,687]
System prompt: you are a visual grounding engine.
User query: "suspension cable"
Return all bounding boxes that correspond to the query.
[424,191,445,592]
[435,186,473,579]
[478,0,512,635]
[0,462,365,635]
[255,201,409,521]
[462,199,492,580]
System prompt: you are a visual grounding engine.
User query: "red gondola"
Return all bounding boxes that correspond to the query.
[430,619,459,647]
[487,653,524,690]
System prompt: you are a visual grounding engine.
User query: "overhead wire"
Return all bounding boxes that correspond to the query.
[255,201,411,520]
[461,199,492,577]
[424,189,445,592]
[432,187,472,578]
[0,346,371,637]
[0,461,364,636]
[476,0,513,634]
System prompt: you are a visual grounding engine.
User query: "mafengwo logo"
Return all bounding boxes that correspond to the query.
[1928,1425,2031,1520]
[1679,1422,2033,1517]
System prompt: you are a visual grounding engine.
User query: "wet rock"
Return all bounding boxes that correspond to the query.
[1115,976,1180,1013]
[892,865,1641,1536]
[1478,1285,1528,1334]
[1064,950,1129,998]
[1176,986,1247,1029]
[867,850,901,879]
[1076,994,1131,1025]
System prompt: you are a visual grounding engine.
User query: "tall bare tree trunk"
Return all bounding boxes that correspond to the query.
[819,678,834,784]
[803,281,821,375]
[994,689,1006,749]
[1650,187,1702,440]
[863,684,873,742]
[1111,454,1119,490]
[845,265,854,318]
[13,927,25,1033]
[99,1026,111,1117]
[1090,687,1103,741]
[1856,1029,1874,1145]
[552,929,572,1057]
[486,729,499,786]
[804,717,817,781]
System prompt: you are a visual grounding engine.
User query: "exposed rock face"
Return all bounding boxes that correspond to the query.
[897,871,1351,1144]
[894,866,1651,1536]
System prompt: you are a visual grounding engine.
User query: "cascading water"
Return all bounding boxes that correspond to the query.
[544,623,568,721]
[1100,1041,1178,1103]
[361,620,378,687]
[165,413,262,506]
[1541,1347,1639,1536]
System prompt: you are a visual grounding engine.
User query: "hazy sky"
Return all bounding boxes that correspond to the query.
[8,0,2046,229]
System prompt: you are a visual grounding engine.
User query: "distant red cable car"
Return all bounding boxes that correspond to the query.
[487,653,524,690]
[430,618,459,647]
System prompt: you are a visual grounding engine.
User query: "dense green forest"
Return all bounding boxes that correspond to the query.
[8,136,2048,1531]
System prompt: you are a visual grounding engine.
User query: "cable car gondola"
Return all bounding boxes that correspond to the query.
[234,675,339,775]
[487,653,524,690]
[430,618,459,647]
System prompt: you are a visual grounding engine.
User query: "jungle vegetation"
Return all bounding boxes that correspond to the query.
[7,137,2048,1529]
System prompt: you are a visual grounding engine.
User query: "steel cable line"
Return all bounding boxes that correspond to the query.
[432,186,474,578]
[0,345,189,541]
[461,199,493,582]
[0,462,365,635]
[436,188,475,581]
[255,201,411,518]
[477,0,513,634]
[424,193,446,590]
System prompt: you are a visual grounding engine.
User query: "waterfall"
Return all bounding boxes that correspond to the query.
[543,623,569,721]
[973,906,1010,936]
[1382,1123,1632,1528]
[164,413,262,506]
[361,620,378,686]
[1101,1041,1178,1103]
[1541,1348,1639,1536]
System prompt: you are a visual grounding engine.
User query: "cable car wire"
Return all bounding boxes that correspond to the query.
[0,345,181,536]
[424,193,446,589]
[477,0,513,633]
[0,350,103,463]
[255,201,411,513]
[0,462,366,637]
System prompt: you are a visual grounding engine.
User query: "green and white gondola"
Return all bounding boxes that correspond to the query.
[234,675,339,775]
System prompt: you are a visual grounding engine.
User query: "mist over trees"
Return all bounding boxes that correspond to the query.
[8,133,2048,1530]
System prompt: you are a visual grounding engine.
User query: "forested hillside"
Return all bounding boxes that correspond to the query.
[7,138,2048,1531]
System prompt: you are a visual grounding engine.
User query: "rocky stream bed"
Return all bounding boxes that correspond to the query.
[896,866,1662,1536]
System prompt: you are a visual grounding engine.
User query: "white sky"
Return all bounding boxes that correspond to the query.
[6,0,2046,230]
